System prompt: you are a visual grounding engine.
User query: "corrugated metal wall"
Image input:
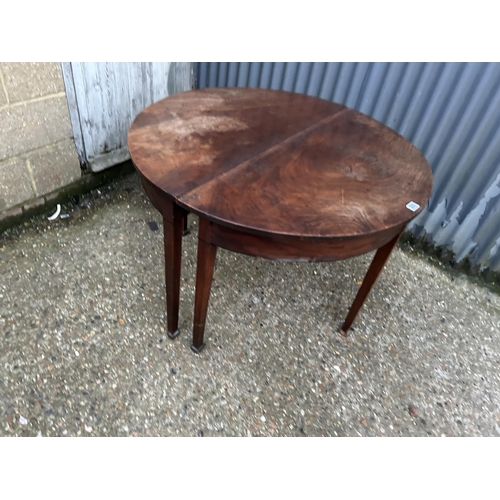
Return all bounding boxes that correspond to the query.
[197,62,500,272]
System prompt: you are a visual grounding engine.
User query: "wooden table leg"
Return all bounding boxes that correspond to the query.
[163,203,185,339]
[340,226,406,336]
[192,218,217,353]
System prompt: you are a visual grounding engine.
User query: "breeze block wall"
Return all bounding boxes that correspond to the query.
[0,62,81,222]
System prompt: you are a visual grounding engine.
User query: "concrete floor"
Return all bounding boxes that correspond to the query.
[1,172,500,437]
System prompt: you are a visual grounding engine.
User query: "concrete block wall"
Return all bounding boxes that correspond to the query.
[0,62,82,223]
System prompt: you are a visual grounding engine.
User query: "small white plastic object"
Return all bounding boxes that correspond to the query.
[47,204,61,220]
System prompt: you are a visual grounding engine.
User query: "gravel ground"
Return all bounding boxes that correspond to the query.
[1,171,500,437]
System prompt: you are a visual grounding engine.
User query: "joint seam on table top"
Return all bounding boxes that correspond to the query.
[178,107,349,202]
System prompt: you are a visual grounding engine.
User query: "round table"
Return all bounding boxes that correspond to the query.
[128,88,433,353]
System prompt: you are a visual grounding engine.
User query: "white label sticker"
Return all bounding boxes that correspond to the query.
[406,201,420,212]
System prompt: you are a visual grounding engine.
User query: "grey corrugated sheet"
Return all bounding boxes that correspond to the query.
[197,62,500,272]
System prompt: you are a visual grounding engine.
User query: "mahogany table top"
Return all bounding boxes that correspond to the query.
[128,88,433,240]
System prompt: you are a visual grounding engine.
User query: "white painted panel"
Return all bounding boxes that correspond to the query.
[62,62,194,172]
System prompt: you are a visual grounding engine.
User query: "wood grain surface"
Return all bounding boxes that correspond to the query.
[128,88,432,240]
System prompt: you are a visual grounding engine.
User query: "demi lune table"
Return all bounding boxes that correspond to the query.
[128,88,433,353]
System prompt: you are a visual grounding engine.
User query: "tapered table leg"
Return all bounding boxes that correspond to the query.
[163,203,185,339]
[340,226,406,336]
[192,218,217,353]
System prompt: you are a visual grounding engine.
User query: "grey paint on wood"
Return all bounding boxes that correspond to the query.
[198,62,500,272]
[62,62,195,172]
[61,62,86,166]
